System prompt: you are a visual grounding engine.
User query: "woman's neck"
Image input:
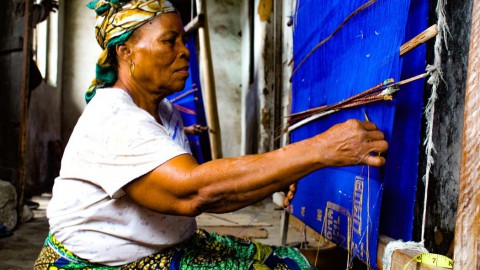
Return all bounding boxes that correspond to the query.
[113,78,165,123]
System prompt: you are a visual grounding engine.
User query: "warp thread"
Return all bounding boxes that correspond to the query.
[383,1,449,267]
[421,0,449,243]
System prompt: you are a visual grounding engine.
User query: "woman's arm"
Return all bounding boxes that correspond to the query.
[124,119,387,216]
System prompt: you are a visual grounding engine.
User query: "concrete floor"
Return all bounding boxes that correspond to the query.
[0,194,316,270]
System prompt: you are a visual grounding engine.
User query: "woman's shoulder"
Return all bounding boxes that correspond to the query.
[88,88,135,109]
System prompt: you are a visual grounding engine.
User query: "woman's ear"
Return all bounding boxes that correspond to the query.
[116,43,132,62]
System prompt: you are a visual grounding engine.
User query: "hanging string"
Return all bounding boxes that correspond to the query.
[421,0,449,244]
[382,1,448,268]
[289,0,378,82]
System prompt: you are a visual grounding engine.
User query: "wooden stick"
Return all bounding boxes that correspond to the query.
[400,24,438,56]
[285,72,429,132]
[169,88,198,103]
[17,0,34,214]
[196,0,223,159]
[184,14,204,35]
[395,72,429,86]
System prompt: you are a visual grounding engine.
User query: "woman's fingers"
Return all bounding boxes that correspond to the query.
[362,154,386,167]
[368,138,389,154]
[366,130,385,141]
[360,120,380,131]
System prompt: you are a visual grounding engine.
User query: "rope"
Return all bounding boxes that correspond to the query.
[421,0,449,244]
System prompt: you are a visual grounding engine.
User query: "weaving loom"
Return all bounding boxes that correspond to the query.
[288,0,428,268]
[168,36,212,164]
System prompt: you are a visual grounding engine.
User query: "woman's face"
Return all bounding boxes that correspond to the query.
[126,13,190,95]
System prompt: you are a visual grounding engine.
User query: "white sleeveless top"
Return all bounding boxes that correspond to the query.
[47,88,196,265]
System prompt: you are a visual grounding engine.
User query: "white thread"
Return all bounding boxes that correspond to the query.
[286,110,337,133]
[382,240,428,270]
[421,0,449,243]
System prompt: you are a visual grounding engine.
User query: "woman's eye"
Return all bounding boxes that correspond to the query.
[163,38,176,45]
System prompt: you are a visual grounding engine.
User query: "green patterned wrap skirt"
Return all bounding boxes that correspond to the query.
[34,229,315,270]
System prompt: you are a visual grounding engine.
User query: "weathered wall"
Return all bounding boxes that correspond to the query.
[208,0,243,157]
[0,0,25,187]
[61,0,100,144]
[241,0,271,155]
[0,1,62,198]
[414,0,473,255]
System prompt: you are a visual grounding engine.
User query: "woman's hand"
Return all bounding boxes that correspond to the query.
[312,119,388,168]
[184,124,208,135]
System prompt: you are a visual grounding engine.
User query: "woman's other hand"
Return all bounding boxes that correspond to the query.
[184,124,208,135]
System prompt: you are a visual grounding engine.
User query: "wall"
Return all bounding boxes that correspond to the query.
[0,0,62,198]
[61,0,100,144]
[207,0,243,157]
[0,0,25,187]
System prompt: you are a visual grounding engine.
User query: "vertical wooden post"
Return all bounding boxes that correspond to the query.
[454,0,480,268]
[17,0,34,213]
[195,0,222,159]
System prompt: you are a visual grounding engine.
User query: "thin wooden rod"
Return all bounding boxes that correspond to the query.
[400,24,438,56]
[395,72,429,86]
[196,0,222,159]
[18,0,34,213]
[285,72,428,133]
[184,14,204,35]
[169,88,198,103]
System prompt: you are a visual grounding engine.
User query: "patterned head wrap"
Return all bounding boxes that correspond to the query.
[86,0,177,103]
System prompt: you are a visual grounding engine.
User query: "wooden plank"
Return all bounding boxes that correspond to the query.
[377,236,447,270]
[453,0,480,268]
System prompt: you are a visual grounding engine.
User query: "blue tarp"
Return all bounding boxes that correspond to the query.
[168,36,211,164]
[289,0,428,268]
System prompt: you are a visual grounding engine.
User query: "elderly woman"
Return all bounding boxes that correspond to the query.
[35,0,388,269]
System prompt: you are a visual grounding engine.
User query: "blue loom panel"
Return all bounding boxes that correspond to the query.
[380,0,428,240]
[290,0,427,268]
[168,37,212,164]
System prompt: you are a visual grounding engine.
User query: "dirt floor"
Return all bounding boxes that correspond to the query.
[0,194,316,270]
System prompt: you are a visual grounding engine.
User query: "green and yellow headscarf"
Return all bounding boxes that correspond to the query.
[86,0,177,103]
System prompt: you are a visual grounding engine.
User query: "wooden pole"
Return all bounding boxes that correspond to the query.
[184,14,204,35]
[17,0,34,214]
[400,24,438,56]
[195,0,222,159]
[453,0,480,268]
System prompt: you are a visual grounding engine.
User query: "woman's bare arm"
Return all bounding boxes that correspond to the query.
[124,119,388,216]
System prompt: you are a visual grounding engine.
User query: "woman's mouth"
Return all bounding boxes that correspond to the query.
[175,66,190,77]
